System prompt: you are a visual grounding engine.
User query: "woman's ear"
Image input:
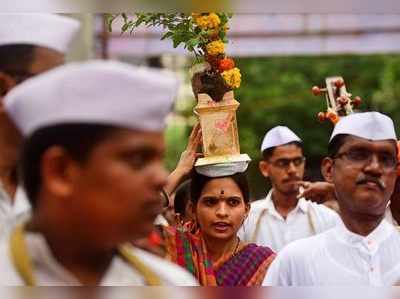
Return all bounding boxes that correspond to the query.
[244,202,251,219]
[186,200,195,221]
[190,199,197,216]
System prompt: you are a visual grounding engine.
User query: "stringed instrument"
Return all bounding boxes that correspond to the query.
[312,76,362,124]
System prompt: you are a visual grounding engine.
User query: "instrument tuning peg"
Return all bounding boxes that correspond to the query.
[312,86,327,96]
[334,78,345,88]
[337,96,349,106]
[352,96,362,108]
[317,112,326,122]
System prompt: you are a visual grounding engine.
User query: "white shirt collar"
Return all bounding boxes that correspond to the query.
[335,218,395,253]
[12,187,31,217]
[264,189,309,215]
[26,231,80,285]
[25,231,134,285]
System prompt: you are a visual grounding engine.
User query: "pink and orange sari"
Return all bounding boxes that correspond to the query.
[161,226,275,286]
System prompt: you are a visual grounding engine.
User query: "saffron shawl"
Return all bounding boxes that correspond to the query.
[162,226,275,286]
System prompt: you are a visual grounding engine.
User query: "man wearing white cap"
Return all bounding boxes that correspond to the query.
[0,14,80,227]
[239,126,338,252]
[0,61,197,286]
[264,112,400,286]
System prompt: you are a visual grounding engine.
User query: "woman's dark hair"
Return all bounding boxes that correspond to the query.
[190,172,250,205]
[262,141,304,161]
[174,180,191,216]
[20,123,119,208]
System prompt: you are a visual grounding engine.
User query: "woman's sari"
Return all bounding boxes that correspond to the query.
[162,226,275,286]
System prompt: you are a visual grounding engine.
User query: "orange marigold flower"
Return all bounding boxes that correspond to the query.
[218,58,235,72]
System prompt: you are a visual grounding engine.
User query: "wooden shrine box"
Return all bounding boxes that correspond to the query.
[194,91,250,168]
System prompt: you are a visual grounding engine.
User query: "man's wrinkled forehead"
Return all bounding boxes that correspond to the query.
[339,135,398,153]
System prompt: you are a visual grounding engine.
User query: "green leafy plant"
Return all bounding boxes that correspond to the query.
[107,13,241,101]
[106,13,232,60]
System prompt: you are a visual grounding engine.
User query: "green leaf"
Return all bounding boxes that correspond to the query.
[161,31,174,40]
[188,38,200,47]
[172,35,183,48]
[105,14,117,32]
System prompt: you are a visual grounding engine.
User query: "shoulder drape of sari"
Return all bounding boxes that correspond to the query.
[213,243,275,286]
[162,226,275,286]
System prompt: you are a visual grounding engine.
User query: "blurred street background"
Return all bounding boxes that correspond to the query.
[67,13,400,199]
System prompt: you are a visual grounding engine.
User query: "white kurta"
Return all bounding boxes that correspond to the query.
[0,230,198,286]
[12,186,31,219]
[238,190,339,251]
[0,185,31,237]
[263,218,400,286]
[0,184,16,236]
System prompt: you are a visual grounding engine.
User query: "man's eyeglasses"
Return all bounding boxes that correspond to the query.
[269,157,306,169]
[333,149,398,171]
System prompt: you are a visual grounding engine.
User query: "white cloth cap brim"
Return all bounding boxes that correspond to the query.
[4,60,179,136]
[330,112,397,142]
[0,13,80,53]
[261,126,302,152]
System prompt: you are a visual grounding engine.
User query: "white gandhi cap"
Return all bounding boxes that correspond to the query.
[4,60,179,136]
[329,112,397,143]
[0,13,80,54]
[261,126,302,152]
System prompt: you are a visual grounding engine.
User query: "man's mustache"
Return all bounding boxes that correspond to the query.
[283,177,302,183]
[356,175,386,191]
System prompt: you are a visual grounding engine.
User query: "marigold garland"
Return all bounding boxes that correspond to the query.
[206,40,225,56]
[221,68,242,89]
[108,12,242,98]
[194,13,221,30]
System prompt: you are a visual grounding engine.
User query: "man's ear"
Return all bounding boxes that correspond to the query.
[0,71,17,97]
[41,146,81,198]
[321,157,334,183]
[0,72,17,112]
[259,160,270,178]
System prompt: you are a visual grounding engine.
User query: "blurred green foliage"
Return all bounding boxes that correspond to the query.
[165,54,400,199]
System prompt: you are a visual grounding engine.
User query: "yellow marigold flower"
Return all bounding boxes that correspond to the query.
[222,67,241,89]
[195,13,221,30]
[206,40,225,56]
[207,13,221,28]
[194,16,208,29]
